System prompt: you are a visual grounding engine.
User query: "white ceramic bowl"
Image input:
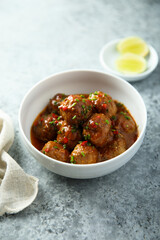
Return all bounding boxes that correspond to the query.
[19,70,147,179]
[100,39,159,82]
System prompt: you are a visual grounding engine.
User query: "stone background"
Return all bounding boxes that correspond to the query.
[0,0,160,239]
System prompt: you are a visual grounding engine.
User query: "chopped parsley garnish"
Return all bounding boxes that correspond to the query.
[120,111,131,120]
[111,115,116,120]
[117,102,123,107]
[49,121,55,125]
[81,152,85,157]
[72,115,77,120]
[125,115,131,120]
[70,155,75,163]
[72,102,77,107]
[80,95,85,98]
[120,111,125,115]
[54,146,58,149]
[75,99,80,102]
[62,94,66,99]
[105,119,109,124]
[82,99,86,103]
[84,134,91,140]
[57,116,61,120]
[71,127,76,132]
[63,144,67,149]
[52,110,58,114]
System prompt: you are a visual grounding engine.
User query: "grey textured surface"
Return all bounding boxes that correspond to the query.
[0,0,160,239]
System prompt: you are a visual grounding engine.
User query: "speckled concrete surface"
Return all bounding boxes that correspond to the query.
[0,0,160,239]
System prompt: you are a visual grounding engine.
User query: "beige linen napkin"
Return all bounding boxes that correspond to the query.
[0,110,38,216]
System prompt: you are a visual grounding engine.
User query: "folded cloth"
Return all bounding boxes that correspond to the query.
[0,110,38,216]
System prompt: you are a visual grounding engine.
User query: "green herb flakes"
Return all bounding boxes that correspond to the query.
[125,115,131,120]
[49,121,55,125]
[72,115,77,120]
[111,116,116,120]
[71,155,75,163]
[72,102,77,107]
[81,152,85,157]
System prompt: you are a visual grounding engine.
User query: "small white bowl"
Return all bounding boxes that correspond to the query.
[100,39,159,82]
[19,70,147,179]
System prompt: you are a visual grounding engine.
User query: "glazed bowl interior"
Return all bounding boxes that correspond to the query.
[19,70,147,179]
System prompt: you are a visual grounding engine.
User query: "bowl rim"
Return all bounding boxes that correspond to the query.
[19,69,147,168]
[99,38,159,81]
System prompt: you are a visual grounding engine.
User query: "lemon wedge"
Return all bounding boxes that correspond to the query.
[117,36,149,57]
[115,53,147,74]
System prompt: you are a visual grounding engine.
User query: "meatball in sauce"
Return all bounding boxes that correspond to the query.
[89,91,117,117]
[47,93,67,114]
[31,91,138,164]
[32,113,58,142]
[70,142,100,164]
[83,113,113,148]
[57,120,82,150]
[42,141,70,163]
[59,94,92,126]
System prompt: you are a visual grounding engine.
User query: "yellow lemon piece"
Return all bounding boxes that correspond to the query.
[117,36,149,57]
[115,53,147,74]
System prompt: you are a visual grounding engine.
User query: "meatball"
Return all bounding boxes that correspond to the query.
[115,111,138,148]
[42,141,70,162]
[100,134,127,160]
[83,113,113,147]
[32,113,60,142]
[89,91,117,117]
[59,94,92,126]
[116,111,137,133]
[57,120,82,150]
[47,93,67,114]
[70,142,99,164]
